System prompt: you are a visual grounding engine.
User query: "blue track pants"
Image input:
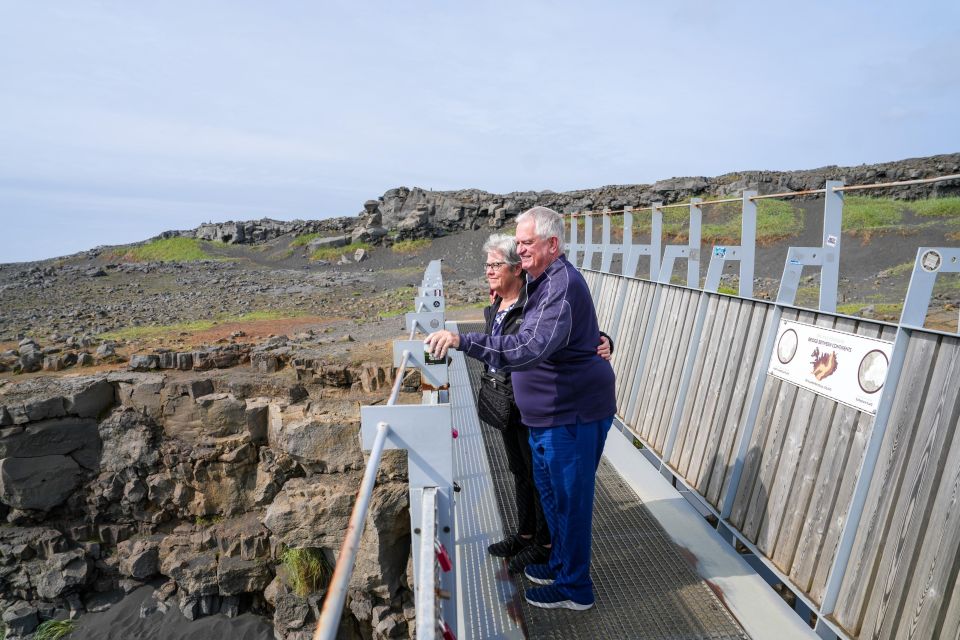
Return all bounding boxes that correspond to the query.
[528,416,613,604]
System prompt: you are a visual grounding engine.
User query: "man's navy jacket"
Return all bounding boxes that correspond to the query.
[459,254,617,428]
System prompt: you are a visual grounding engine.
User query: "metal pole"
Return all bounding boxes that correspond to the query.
[314,421,392,640]
[388,350,412,406]
[415,487,439,640]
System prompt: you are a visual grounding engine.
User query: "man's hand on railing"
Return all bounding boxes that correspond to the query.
[425,330,460,360]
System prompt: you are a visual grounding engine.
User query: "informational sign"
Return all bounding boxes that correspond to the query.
[767,319,894,415]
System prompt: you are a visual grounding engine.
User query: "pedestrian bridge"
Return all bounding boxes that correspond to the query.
[316,174,960,640]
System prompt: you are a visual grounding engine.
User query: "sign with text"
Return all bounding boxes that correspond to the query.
[767,319,893,415]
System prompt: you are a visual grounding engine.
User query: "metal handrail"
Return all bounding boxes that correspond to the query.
[314,421,392,640]
[314,260,449,640]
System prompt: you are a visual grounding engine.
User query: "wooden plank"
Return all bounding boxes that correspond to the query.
[596,274,617,332]
[729,374,784,530]
[728,307,801,528]
[613,280,643,410]
[808,324,897,603]
[630,286,680,438]
[832,331,942,633]
[740,310,819,543]
[710,301,775,509]
[789,399,861,593]
[653,290,701,452]
[688,297,743,489]
[583,269,597,295]
[635,286,681,442]
[694,299,759,495]
[862,335,960,640]
[616,280,649,411]
[810,410,875,604]
[771,315,865,577]
[670,293,721,472]
[788,317,880,593]
[892,338,960,639]
[620,282,657,428]
[619,281,656,421]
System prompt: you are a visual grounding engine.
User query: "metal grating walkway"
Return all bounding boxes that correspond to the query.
[455,321,748,640]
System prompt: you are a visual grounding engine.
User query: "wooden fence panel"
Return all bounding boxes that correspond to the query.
[728,312,894,608]
[626,286,699,455]
[611,279,657,415]
[834,333,960,639]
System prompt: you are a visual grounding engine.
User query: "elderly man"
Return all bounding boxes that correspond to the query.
[426,206,616,611]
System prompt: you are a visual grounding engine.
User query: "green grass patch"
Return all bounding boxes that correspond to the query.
[34,620,75,640]
[842,196,904,234]
[100,309,306,341]
[879,261,916,278]
[113,237,215,262]
[716,284,738,296]
[289,232,325,247]
[280,547,331,597]
[617,197,803,244]
[310,242,371,262]
[836,302,904,318]
[909,197,960,218]
[392,238,432,254]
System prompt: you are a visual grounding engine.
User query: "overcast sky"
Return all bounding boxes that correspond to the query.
[1,1,958,263]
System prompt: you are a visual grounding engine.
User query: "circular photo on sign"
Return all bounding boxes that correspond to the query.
[777,328,799,364]
[921,250,942,273]
[858,349,889,394]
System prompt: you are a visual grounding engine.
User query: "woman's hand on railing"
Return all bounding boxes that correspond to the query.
[597,335,612,361]
[425,330,460,360]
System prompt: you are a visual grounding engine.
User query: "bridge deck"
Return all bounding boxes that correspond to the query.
[451,321,749,639]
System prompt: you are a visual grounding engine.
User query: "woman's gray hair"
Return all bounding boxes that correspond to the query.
[483,233,521,266]
[516,206,565,254]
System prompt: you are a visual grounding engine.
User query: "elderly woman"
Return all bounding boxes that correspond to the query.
[479,233,611,573]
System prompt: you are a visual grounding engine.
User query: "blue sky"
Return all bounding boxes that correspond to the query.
[1,1,957,263]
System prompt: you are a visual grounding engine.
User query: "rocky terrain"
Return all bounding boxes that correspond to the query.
[0,153,958,639]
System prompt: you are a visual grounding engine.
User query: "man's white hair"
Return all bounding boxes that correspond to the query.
[516,206,565,254]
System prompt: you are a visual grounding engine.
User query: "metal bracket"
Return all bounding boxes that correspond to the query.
[569,214,583,267]
[657,199,702,287]
[419,286,444,297]
[360,404,453,489]
[775,180,842,311]
[415,296,445,313]
[703,191,757,297]
[622,205,663,280]
[359,405,457,637]
[405,311,445,335]
[900,247,960,330]
[583,213,595,269]
[422,259,443,288]
[393,340,449,389]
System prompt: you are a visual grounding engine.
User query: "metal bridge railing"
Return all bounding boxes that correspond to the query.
[571,174,960,640]
[315,259,457,640]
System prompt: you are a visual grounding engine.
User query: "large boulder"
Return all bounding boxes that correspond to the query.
[271,415,363,473]
[0,417,100,470]
[118,535,163,579]
[35,548,91,599]
[263,475,410,598]
[217,555,272,595]
[98,408,160,473]
[160,545,220,596]
[0,454,82,510]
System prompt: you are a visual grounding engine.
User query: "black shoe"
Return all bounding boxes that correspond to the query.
[508,544,551,573]
[488,534,532,558]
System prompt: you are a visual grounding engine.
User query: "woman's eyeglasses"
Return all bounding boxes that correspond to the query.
[484,262,508,271]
